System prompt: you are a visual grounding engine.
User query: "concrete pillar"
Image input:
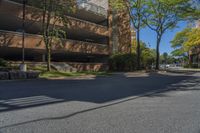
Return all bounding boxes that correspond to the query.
[42,54,46,62]
[108,5,132,54]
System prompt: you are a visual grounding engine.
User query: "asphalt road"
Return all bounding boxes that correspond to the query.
[0,72,200,133]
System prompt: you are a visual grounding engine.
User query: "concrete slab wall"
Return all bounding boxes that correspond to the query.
[78,0,108,10]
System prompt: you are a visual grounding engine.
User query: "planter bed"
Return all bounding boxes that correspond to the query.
[0,71,40,80]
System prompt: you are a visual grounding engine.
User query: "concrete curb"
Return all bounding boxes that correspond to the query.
[166,69,200,73]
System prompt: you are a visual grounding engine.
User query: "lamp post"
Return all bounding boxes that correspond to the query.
[20,0,27,71]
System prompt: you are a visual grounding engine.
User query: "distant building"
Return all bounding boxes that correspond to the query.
[0,0,132,71]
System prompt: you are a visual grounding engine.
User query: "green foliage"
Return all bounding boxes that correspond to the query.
[144,0,181,33]
[171,28,191,48]
[128,0,146,29]
[140,43,156,68]
[177,0,200,20]
[131,41,156,69]
[128,0,147,69]
[141,49,156,68]
[0,58,8,67]
[184,63,199,68]
[109,0,126,10]
[40,71,110,78]
[109,53,137,71]
[184,28,200,51]
[160,53,177,64]
[109,44,156,71]
[109,0,146,74]
[143,0,194,69]
[29,0,75,71]
[163,52,168,60]
[171,28,191,57]
[171,27,200,57]
[171,48,186,57]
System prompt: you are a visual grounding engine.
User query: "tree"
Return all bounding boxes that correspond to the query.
[171,27,191,63]
[109,0,126,9]
[184,28,200,50]
[171,28,191,55]
[163,52,168,64]
[110,0,147,69]
[140,42,156,69]
[126,0,147,70]
[30,0,75,71]
[43,0,76,71]
[143,0,192,70]
[171,27,200,65]
[160,53,177,64]
[178,0,200,20]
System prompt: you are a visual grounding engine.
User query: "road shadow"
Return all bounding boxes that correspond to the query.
[0,72,199,113]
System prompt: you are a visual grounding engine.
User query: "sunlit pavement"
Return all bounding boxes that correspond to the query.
[166,67,200,73]
[0,72,200,133]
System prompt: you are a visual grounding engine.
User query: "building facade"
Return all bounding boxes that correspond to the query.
[0,0,131,70]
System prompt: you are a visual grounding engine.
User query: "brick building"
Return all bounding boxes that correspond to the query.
[0,0,131,71]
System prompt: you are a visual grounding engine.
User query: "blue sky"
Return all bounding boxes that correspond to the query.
[140,21,187,54]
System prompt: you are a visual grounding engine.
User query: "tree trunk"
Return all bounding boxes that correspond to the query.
[44,36,51,72]
[136,29,141,70]
[44,6,52,72]
[47,45,51,71]
[188,53,192,68]
[186,51,191,67]
[156,36,161,70]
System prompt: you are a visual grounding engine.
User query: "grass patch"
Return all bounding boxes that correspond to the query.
[40,71,83,78]
[28,65,111,78]
[39,71,111,78]
[28,65,47,72]
[78,71,111,76]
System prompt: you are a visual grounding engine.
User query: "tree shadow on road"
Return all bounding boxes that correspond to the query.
[0,72,200,129]
[0,72,199,113]
[0,73,200,112]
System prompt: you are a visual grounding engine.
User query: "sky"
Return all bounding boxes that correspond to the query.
[140,21,188,54]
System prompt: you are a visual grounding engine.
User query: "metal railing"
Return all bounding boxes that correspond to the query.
[3,0,108,31]
[9,0,108,17]
[77,1,107,17]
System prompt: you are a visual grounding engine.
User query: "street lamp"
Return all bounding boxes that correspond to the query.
[20,0,27,71]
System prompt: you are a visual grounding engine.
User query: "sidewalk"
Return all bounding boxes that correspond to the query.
[166,68,200,73]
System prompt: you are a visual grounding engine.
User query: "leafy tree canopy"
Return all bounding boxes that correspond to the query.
[171,28,191,48]
[171,27,200,57]
[109,0,126,10]
[184,28,200,50]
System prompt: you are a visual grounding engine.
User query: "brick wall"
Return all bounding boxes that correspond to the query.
[108,9,131,54]
[68,63,109,71]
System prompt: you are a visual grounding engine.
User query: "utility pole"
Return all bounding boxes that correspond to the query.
[22,0,25,64]
[20,0,27,71]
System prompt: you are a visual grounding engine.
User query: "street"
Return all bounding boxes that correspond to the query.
[0,72,200,133]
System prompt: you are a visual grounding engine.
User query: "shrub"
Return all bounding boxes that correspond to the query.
[191,64,199,68]
[141,49,156,69]
[109,53,137,71]
[0,58,8,67]
[184,63,199,68]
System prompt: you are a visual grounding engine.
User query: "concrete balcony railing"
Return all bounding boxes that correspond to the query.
[0,30,109,55]
[67,16,108,36]
[10,0,108,17]
[77,1,107,17]
[0,0,109,36]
